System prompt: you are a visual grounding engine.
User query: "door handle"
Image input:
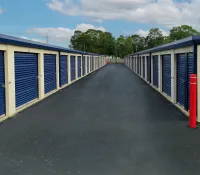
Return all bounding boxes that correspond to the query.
[1,84,5,88]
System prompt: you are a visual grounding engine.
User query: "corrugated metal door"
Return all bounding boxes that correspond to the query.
[137,57,139,74]
[128,57,130,67]
[147,56,151,83]
[132,57,134,70]
[0,51,5,116]
[143,56,145,78]
[82,56,85,76]
[153,55,159,88]
[177,53,186,107]
[59,55,68,87]
[162,55,171,97]
[78,56,81,78]
[87,56,89,73]
[44,54,56,94]
[140,58,142,76]
[70,56,76,81]
[187,53,195,110]
[15,52,38,108]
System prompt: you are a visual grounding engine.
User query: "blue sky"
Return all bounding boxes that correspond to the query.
[0,0,198,47]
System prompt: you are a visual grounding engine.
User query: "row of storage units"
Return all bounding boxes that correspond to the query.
[0,34,107,122]
[124,36,200,121]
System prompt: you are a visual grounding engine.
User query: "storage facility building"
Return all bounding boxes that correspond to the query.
[124,36,200,121]
[0,34,107,122]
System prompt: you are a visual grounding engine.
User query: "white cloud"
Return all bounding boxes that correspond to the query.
[0,8,5,14]
[26,23,106,43]
[47,0,200,29]
[76,23,106,32]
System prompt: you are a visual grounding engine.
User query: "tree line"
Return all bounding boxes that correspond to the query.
[69,25,200,58]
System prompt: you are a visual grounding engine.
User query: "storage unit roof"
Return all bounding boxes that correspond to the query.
[0,33,100,55]
[129,36,200,56]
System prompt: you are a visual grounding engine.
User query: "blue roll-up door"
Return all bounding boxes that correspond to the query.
[0,51,5,116]
[70,56,76,81]
[140,58,142,76]
[162,55,171,97]
[130,57,132,69]
[82,56,85,76]
[132,57,134,70]
[153,55,159,88]
[59,55,68,87]
[78,56,81,78]
[177,53,187,108]
[87,57,89,73]
[147,56,151,83]
[143,56,145,78]
[15,52,38,108]
[187,53,195,110]
[44,54,56,94]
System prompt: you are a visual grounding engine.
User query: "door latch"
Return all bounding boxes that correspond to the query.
[1,84,5,88]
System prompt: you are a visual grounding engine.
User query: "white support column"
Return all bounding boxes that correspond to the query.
[68,54,71,84]
[85,55,87,74]
[145,56,147,81]
[136,57,138,73]
[94,56,96,70]
[56,53,59,89]
[158,54,162,92]
[81,55,83,77]
[75,55,78,80]
[4,46,16,116]
[171,51,176,103]
[38,51,44,99]
[151,55,153,86]
[89,56,91,73]
[197,45,200,122]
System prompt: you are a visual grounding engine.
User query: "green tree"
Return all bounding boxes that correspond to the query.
[70,29,116,55]
[170,25,199,41]
[131,34,146,52]
[69,30,82,50]
[162,36,172,44]
[145,28,164,49]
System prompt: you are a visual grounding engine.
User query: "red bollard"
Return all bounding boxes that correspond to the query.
[189,74,197,128]
[106,59,108,64]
